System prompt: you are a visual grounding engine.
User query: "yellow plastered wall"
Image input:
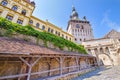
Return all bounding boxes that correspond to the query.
[0,0,74,41]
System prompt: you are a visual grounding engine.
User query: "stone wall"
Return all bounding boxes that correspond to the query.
[0,56,96,80]
[83,38,120,66]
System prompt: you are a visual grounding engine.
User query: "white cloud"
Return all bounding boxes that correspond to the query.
[101,11,120,32]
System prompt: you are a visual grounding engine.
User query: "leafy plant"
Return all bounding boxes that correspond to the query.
[0,17,87,54]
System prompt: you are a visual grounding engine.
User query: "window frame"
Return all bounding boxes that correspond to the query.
[6,15,13,21]
[17,19,23,25]
[1,0,8,6]
[29,20,33,24]
[42,25,45,30]
[11,5,18,11]
[36,23,39,28]
[76,24,80,28]
[21,9,27,15]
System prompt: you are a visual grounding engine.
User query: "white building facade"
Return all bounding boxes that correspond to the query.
[67,6,94,44]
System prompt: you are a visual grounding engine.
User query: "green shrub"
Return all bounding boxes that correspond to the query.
[0,17,87,54]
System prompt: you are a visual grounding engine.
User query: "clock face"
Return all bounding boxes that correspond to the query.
[76,24,80,28]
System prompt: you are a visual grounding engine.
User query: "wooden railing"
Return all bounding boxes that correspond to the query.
[0,64,97,80]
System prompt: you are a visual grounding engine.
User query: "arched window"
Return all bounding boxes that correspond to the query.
[12,5,18,11]
[1,0,8,6]
[58,32,60,36]
[29,20,33,24]
[66,36,68,39]
[51,29,54,33]
[21,10,26,15]
[62,34,64,38]
[42,25,45,30]
[36,23,39,28]
[48,28,51,32]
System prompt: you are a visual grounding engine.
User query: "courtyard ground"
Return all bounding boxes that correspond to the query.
[73,66,120,80]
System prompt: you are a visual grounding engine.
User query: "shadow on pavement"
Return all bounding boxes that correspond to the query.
[72,66,111,80]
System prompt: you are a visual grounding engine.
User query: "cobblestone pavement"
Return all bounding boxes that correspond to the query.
[73,66,120,80]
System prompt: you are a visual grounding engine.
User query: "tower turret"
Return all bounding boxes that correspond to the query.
[70,6,79,20]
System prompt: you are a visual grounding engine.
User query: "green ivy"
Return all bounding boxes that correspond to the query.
[0,17,87,54]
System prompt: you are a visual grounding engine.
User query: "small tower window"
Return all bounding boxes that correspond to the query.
[84,38,86,41]
[36,23,39,28]
[1,0,8,6]
[29,20,33,24]
[21,10,26,15]
[12,5,18,11]
[80,39,82,41]
[72,29,74,32]
[6,15,13,21]
[17,19,23,25]
[76,24,80,28]
[81,25,84,29]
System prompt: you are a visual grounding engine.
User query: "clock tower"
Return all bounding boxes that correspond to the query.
[67,6,94,44]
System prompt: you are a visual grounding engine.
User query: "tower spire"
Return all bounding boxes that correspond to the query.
[70,6,79,20]
[72,5,75,12]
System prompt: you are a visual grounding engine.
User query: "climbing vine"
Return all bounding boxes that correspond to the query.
[0,17,87,54]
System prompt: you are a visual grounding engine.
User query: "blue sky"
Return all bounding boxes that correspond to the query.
[32,0,120,38]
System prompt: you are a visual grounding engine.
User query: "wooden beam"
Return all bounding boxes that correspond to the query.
[75,57,79,71]
[19,57,41,80]
[19,57,30,67]
[0,73,28,80]
[60,57,65,75]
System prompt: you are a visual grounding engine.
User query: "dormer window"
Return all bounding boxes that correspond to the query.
[21,10,26,15]
[12,5,18,11]
[1,0,8,6]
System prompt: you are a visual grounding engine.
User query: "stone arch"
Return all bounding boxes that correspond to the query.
[87,49,92,54]
[99,47,104,54]
[105,47,110,54]
[98,53,113,66]
[94,48,98,55]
